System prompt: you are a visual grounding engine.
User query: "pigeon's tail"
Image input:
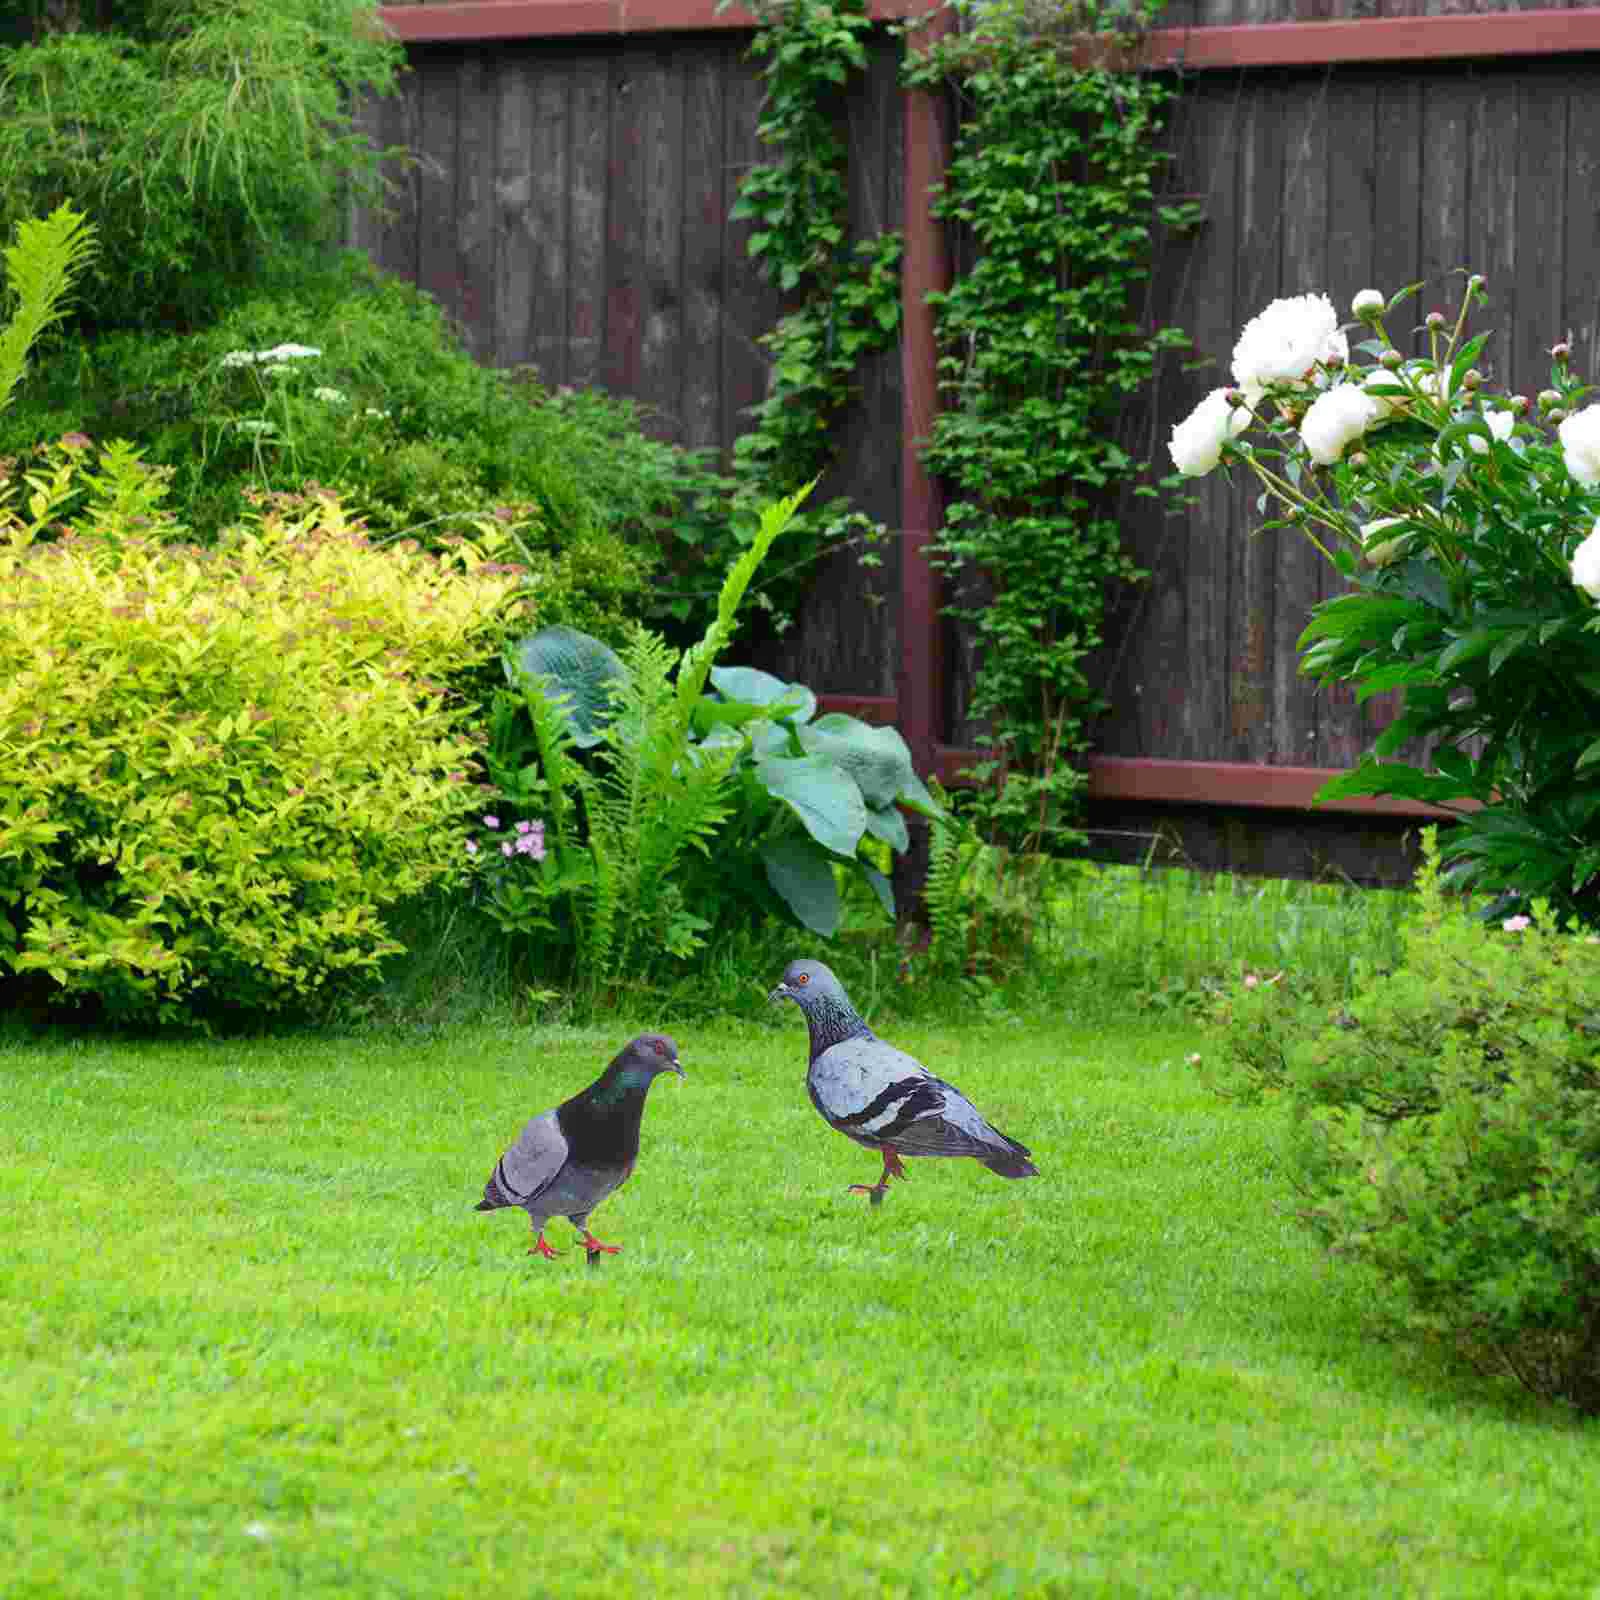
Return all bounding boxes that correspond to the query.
[980,1132,1038,1180]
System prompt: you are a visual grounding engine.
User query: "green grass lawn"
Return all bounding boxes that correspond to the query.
[4,1011,1598,1597]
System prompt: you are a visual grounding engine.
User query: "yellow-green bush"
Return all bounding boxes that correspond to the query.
[0,442,529,1024]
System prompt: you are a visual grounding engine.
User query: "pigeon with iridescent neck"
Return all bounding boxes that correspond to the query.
[768,959,1037,1204]
[475,1033,683,1258]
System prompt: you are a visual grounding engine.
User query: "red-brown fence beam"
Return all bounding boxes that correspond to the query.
[375,0,919,41]
[815,699,1461,818]
[1130,7,1600,70]
[378,0,1600,62]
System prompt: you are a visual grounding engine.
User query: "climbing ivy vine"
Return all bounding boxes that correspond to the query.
[724,0,1195,866]
[906,0,1196,853]
[724,0,903,629]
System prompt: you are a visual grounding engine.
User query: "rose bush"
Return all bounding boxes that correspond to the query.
[1170,275,1600,926]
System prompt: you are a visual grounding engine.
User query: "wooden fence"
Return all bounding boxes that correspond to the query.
[355,0,1600,882]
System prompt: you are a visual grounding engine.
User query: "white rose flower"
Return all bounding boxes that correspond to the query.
[1168,387,1251,477]
[1573,519,1600,601]
[1231,293,1348,402]
[1351,288,1385,319]
[1466,409,1515,455]
[1558,405,1600,486]
[1299,384,1383,466]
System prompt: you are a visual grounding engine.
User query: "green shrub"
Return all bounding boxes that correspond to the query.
[0,440,529,1025]
[1,259,730,643]
[1205,831,1600,1410]
[0,2,402,334]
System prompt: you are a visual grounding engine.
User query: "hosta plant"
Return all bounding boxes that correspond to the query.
[477,485,940,994]
[0,440,528,1024]
[1171,276,1600,925]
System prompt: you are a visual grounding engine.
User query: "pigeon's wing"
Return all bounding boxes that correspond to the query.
[813,1035,1028,1160]
[809,1035,933,1133]
[883,1076,1028,1161]
[494,1109,569,1204]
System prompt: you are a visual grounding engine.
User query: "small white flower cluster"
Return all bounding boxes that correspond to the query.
[313,386,348,405]
[220,343,322,370]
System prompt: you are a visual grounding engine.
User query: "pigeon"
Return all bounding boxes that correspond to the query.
[475,1032,683,1258]
[768,958,1038,1204]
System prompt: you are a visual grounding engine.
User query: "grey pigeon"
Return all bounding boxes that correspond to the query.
[768,958,1037,1204]
[475,1033,683,1258]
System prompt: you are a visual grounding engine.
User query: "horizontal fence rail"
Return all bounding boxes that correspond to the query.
[813,697,1463,819]
[378,1,1600,64]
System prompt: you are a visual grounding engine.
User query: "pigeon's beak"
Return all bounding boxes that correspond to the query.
[767,982,793,1005]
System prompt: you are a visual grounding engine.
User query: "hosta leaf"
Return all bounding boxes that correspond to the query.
[761,835,841,938]
[700,665,817,733]
[505,625,626,749]
[863,801,910,853]
[798,714,918,811]
[756,754,867,859]
[862,864,895,920]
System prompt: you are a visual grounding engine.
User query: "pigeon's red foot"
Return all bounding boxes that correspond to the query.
[848,1148,907,1207]
[529,1233,563,1259]
[579,1231,621,1256]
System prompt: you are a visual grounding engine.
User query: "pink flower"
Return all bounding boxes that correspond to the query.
[501,841,514,857]
[515,820,534,834]
[465,840,478,855]
[483,814,501,829]
[1502,915,1531,932]
[1244,974,1260,989]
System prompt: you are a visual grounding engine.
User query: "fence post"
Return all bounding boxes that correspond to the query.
[893,0,954,936]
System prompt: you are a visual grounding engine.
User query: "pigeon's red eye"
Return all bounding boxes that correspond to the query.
[653,1040,667,1056]
[796,973,809,986]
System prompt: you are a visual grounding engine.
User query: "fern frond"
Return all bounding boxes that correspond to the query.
[522,680,581,861]
[674,481,814,730]
[0,204,97,417]
[925,801,979,970]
